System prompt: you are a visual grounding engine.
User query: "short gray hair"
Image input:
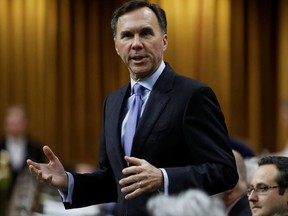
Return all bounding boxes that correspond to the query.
[147,189,226,216]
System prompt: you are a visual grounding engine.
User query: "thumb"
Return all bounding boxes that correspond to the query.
[124,156,142,166]
[43,145,58,162]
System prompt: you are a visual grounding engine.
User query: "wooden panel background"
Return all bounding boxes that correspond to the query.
[0,0,287,167]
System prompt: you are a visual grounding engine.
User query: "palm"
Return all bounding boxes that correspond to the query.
[27,146,68,191]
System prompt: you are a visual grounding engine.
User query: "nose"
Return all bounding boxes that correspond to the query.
[248,190,258,202]
[131,35,143,50]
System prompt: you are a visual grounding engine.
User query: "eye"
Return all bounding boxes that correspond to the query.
[120,31,133,39]
[140,28,154,37]
[246,184,279,196]
[257,185,270,192]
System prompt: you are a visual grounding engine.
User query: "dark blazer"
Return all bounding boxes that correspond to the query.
[66,63,238,215]
[228,195,252,216]
[0,137,44,196]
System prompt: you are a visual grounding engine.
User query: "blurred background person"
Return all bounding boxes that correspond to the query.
[274,100,288,156]
[244,156,259,187]
[218,150,252,216]
[0,105,44,214]
[229,137,255,159]
[147,188,226,216]
[247,156,288,216]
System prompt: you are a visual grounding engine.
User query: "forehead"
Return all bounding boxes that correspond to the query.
[7,110,23,119]
[117,7,160,32]
[251,164,278,185]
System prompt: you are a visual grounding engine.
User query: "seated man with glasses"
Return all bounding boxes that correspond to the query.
[247,156,288,216]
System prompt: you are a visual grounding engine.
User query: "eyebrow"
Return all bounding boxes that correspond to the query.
[249,182,274,187]
[141,27,154,35]
[120,26,155,37]
[120,30,131,38]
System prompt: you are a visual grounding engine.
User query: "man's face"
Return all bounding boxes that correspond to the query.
[5,109,27,138]
[114,7,167,81]
[248,164,288,216]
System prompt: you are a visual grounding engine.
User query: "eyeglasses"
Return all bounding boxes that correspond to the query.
[246,185,279,196]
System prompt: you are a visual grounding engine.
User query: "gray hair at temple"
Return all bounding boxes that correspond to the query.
[147,189,226,216]
[111,0,167,37]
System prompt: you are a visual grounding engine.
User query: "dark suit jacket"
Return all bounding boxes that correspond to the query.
[66,63,238,215]
[228,195,252,216]
[0,137,44,196]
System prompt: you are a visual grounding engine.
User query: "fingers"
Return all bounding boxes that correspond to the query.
[27,158,51,180]
[119,171,142,187]
[27,160,53,183]
[27,161,41,176]
[122,181,145,200]
[120,178,146,200]
[120,157,149,199]
[120,157,164,200]
[124,156,142,166]
[122,156,145,176]
[27,159,45,177]
[122,166,142,176]
[28,162,42,179]
[26,159,36,167]
[28,164,38,176]
[27,159,40,173]
[43,145,58,163]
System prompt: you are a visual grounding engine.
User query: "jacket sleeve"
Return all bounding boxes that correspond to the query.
[165,86,238,195]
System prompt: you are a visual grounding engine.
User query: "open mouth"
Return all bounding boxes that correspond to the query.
[130,56,146,63]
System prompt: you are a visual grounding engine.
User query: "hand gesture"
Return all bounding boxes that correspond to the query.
[119,156,164,200]
[27,145,68,191]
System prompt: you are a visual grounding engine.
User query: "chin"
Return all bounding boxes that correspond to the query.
[252,209,262,216]
[131,70,151,79]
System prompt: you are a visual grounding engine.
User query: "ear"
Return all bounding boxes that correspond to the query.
[114,37,120,55]
[162,34,168,51]
[285,191,288,205]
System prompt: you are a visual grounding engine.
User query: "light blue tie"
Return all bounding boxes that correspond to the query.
[124,83,144,156]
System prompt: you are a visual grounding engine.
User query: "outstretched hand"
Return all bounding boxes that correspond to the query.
[119,156,164,200]
[27,145,68,191]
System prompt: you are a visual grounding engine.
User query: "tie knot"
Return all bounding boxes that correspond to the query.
[133,83,144,96]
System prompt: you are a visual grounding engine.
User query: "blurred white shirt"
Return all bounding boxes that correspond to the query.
[6,136,27,171]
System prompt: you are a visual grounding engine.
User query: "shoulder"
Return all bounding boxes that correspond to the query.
[106,83,129,98]
[173,73,217,101]
[175,74,208,89]
[163,62,211,91]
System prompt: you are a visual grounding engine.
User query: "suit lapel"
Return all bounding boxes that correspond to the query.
[107,84,130,168]
[131,65,175,156]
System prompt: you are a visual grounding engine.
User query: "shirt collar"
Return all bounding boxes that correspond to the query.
[130,61,165,92]
[7,136,26,144]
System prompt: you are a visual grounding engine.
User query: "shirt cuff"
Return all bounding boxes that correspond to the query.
[58,172,74,204]
[159,168,169,196]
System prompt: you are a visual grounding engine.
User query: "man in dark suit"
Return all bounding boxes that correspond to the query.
[0,105,44,197]
[27,1,238,215]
